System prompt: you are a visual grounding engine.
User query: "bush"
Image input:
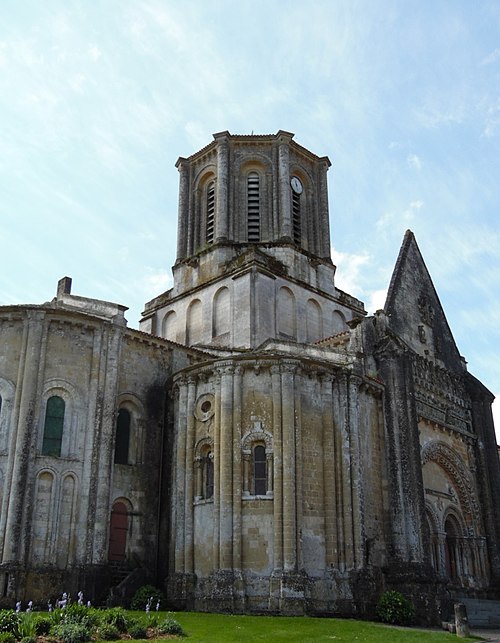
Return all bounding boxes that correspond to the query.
[128,622,147,639]
[0,633,15,643]
[98,607,128,632]
[376,590,415,625]
[17,613,36,639]
[97,623,120,640]
[130,585,164,611]
[35,616,52,635]
[20,637,36,643]
[157,617,185,636]
[52,621,91,643]
[0,611,20,636]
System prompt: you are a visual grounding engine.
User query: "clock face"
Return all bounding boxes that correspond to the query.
[290,176,303,194]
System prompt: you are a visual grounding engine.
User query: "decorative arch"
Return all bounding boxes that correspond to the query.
[186,299,203,346]
[194,437,214,501]
[277,287,296,340]
[421,440,479,529]
[241,424,273,497]
[306,298,323,343]
[332,309,348,335]
[56,473,78,569]
[162,310,177,341]
[212,287,230,339]
[31,469,56,563]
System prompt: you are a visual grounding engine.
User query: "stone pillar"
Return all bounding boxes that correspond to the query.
[454,603,470,638]
[321,373,337,567]
[278,137,292,241]
[281,362,297,572]
[318,159,331,258]
[212,369,221,569]
[184,376,197,573]
[232,366,243,570]
[174,377,188,573]
[271,365,283,572]
[175,158,189,261]
[348,375,365,568]
[338,373,353,568]
[215,135,229,242]
[2,311,44,563]
[219,364,234,569]
[92,325,123,563]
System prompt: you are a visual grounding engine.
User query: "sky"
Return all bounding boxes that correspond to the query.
[1,1,499,440]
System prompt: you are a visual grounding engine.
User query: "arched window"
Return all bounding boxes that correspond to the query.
[306,299,323,343]
[195,442,214,501]
[277,287,296,340]
[186,299,203,346]
[206,181,215,245]
[203,451,214,500]
[114,408,130,465]
[247,172,260,241]
[213,287,230,338]
[162,310,177,341]
[253,444,267,495]
[42,396,65,457]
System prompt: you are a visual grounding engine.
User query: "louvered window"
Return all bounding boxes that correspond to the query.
[292,190,301,244]
[247,172,260,241]
[206,181,215,244]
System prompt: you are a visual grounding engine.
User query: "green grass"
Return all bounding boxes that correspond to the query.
[129,611,482,642]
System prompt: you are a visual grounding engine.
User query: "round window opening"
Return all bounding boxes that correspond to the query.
[201,400,212,413]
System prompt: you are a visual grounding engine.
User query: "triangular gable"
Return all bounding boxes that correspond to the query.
[384,230,465,373]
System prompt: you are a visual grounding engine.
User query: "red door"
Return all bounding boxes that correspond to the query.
[108,501,128,561]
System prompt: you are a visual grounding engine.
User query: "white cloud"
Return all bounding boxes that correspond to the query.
[407,154,422,170]
[366,288,387,313]
[331,246,370,295]
[88,44,101,61]
[141,269,171,299]
[481,48,500,65]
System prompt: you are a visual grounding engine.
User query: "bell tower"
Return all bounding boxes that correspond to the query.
[140,131,365,347]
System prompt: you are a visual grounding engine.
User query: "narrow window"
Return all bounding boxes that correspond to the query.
[253,444,267,495]
[292,190,301,244]
[206,181,215,245]
[203,451,214,499]
[247,172,260,241]
[42,395,65,457]
[114,408,130,465]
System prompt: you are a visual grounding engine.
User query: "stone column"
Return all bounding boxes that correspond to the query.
[232,366,243,570]
[91,325,123,564]
[348,375,365,569]
[278,138,292,241]
[338,373,353,568]
[281,362,297,572]
[212,370,221,569]
[2,311,44,562]
[215,135,229,242]
[219,364,234,569]
[318,159,331,258]
[321,373,337,567]
[184,376,197,573]
[174,377,188,573]
[175,158,189,261]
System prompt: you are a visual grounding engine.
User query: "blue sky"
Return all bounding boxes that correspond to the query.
[1,1,499,439]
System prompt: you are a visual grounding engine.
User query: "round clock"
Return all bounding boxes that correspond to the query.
[290,176,303,194]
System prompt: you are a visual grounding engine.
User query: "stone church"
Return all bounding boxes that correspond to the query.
[0,131,499,620]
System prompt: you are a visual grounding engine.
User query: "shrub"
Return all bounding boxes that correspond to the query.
[128,622,147,639]
[0,611,20,636]
[130,585,164,612]
[35,615,52,635]
[376,590,415,625]
[157,617,185,636]
[20,637,36,643]
[0,633,15,643]
[52,621,91,643]
[98,607,128,632]
[97,623,120,640]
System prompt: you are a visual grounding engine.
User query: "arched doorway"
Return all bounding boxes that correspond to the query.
[108,501,128,561]
[444,515,460,580]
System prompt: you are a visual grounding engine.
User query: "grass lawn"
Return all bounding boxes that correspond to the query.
[148,612,482,642]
